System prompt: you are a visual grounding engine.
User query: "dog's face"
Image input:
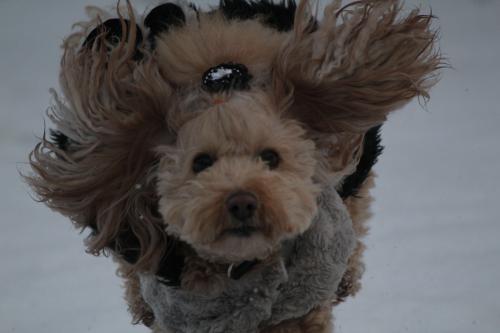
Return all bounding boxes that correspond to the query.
[157,94,319,262]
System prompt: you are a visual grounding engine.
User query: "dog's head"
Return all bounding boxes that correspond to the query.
[27,0,442,271]
[157,94,319,262]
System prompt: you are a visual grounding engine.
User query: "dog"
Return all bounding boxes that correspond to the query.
[27,0,442,331]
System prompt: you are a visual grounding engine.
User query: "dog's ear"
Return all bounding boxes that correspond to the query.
[274,0,443,134]
[27,6,175,273]
[273,0,442,184]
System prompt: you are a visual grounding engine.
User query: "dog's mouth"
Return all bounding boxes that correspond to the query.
[222,226,259,237]
[194,220,273,265]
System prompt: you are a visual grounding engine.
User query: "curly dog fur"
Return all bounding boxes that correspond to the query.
[27,0,442,331]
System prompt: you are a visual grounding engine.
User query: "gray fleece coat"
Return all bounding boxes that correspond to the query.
[140,186,355,333]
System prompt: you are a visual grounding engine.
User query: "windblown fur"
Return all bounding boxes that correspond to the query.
[27,0,442,332]
[274,0,442,133]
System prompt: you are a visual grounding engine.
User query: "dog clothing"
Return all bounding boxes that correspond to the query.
[139,185,355,333]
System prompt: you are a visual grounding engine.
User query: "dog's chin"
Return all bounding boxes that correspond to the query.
[195,231,276,264]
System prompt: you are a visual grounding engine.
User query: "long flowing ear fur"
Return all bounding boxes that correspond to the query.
[26,3,174,273]
[274,0,444,133]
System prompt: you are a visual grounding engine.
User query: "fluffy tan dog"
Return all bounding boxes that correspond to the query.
[28,0,442,331]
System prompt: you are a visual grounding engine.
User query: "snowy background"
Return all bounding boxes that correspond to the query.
[1,0,499,332]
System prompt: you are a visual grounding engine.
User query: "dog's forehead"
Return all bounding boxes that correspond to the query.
[176,95,285,150]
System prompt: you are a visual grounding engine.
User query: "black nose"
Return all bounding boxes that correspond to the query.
[226,191,258,221]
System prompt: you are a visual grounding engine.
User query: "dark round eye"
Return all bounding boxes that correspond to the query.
[192,153,215,173]
[260,149,280,169]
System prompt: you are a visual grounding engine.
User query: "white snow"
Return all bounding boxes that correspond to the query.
[1,1,499,332]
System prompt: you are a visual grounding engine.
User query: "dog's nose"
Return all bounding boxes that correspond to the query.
[226,191,258,221]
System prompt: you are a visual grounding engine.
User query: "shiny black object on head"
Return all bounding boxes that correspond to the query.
[202,63,252,93]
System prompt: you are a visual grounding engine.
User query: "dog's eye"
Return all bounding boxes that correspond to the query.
[192,153,215,173]
[259,149,280,169]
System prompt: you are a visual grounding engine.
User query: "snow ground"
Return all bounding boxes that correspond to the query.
[0,0,499,332]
